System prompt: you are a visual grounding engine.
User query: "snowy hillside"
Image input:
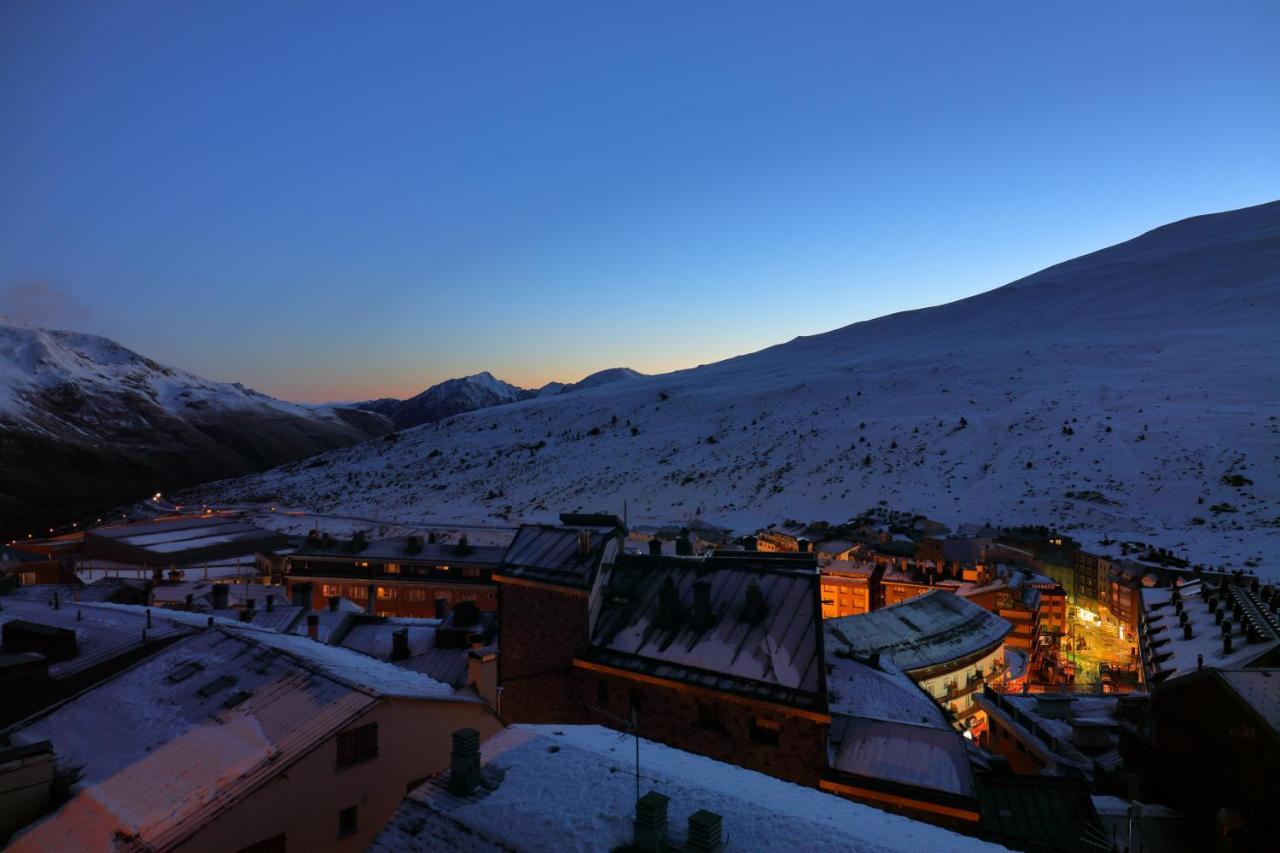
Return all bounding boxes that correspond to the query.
[187,201,1280,572]
[0,318,390,538]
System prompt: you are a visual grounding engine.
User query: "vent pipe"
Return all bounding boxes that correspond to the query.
[1224,633,1233,655]
[449,728,482,796]
[633,791,670,853]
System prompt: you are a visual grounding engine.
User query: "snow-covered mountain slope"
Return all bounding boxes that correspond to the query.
[0,318,391,538]
[188,201,1280,572]
[357,367,646,429]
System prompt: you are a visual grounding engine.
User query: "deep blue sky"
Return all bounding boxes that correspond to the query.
[2,2,1277,402]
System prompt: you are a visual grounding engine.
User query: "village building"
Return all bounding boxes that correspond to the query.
[819,559,882,618]
[82,515,289,569]
[2,621,501,852]
[285,534,505,618]
[825,591,1012,725]
[877,561,969,609]
[369,724,1005,853]
[1122,668,1280,852]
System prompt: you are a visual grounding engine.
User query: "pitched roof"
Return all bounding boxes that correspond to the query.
[371,725,1005,852]
[497,523,619,589]
[827,715,976,798]
[825,591,1011,673]
[586,554,824,710]
[6,628,378,852]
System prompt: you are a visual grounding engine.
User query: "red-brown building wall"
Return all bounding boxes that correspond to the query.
[495,578,593,724]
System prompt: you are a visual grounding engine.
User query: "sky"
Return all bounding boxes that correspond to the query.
[1,2,1277,403]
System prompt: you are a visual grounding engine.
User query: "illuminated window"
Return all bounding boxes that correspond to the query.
[377,586,397,600]
[463,567,480,577]
[407,589,427,602]
[322,584,340,597]
[385,563,400,574]
[349,586,368,600]
[355,561,370,568]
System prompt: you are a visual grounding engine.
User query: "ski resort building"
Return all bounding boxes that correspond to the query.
[285,535,505,618]
[819,559,882,618]
[825,591,1012,722]
[82,516,288,568]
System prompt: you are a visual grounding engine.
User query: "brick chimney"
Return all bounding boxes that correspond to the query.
[633,791,669,852]
[449,728,482,796]
[686,809,724,853]
[306,613,320,641]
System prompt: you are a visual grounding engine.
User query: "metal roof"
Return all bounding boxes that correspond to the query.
[292,537,506,567]
[587,553,824,708]
[827,714,975,798]
[825,591,1011,674]
[497,523,618,588]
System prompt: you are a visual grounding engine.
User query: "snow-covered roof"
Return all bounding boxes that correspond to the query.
[497,522,619,589]
[0,597,193,678]
[370,725,1005,852]
[588,553,823,710]
[6,628,379,852]
[292,537,506,566]
[827,715,975,798]
[1140,581,1280,683]
[826,591,1012,674]
[824,646,947,726]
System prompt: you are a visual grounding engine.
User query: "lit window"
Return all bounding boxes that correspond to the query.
[322,584,340,597]
[407,589,427,602]
[385,563,400,574]
[377,586,397,600]
[355,561,370,568]
[349,586,368,599]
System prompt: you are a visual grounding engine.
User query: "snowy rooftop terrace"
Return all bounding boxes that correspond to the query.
[1141,580,1280,683]
[370,725,1005,853]
[825,590,1012,674]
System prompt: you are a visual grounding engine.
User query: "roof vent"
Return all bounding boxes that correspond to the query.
[686,809,725,853]
[742,578,767,625]
[577,529,592,557]
[648,538,663,556]
[391,628,410,661]
[449,728,482,796]
[633,791,669,852]
[210,584,230,610]
[307,613,320,640]
[1224,633,1233,655]
[658,577,682,631]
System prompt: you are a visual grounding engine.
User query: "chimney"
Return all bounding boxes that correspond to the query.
[691,580,713,631]
[239,608,254,623]
[206,616,214,627]
[686,809,725,853]
[633,791,670,853]
[366,584,376,613]
[658,577,681,631]
[306,613,320,641]
[676,529,692,556]
[266,594,275,612]
[1224,633,1233,655]
[52,591,60,610]
[211,584,229,610]
[245,596,256,612]
[868,651,882,670]
[391,628,410,661]
[435,597,449,619]
[1183,623,1193,640]
[291,582,312,611]
[328,594,340,612]
[449,728,482,796]
[577,529,592,557]
[1197,653,1203,670]
[146,608,152,628]
[468,647,498,707]
[185,593,194,611]
[648,538,663,556]
[742,578,766,624]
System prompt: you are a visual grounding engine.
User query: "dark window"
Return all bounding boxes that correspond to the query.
[238,832,286,853]
[750,716,781,747]
[196,675,237,698]
[338,805,358,838]
[696,702,722,731]
[597,679,609,707]
[336,723,378,767]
